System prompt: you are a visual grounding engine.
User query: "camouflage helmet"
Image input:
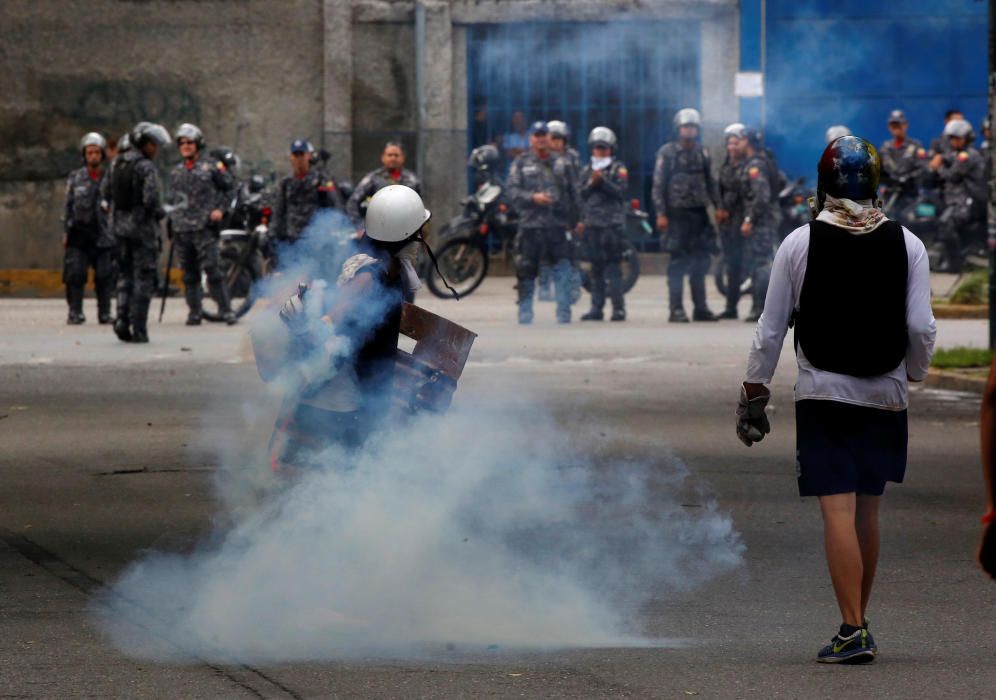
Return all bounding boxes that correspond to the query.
[587,126,617,149]
[943,118,975,142]
[817,135,880,205]
[175,123,204,149]
[79,132,107,159]
[723,123,748,141]
[131,122,171,148]
[673,108,702,132]
[546,120,570,140]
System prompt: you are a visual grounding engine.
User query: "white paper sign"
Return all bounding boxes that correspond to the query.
[735,72,764,98]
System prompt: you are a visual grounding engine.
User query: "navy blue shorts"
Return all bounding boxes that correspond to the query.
[795,400,908,497]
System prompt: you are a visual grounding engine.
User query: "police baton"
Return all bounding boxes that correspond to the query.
[159,221,175,324]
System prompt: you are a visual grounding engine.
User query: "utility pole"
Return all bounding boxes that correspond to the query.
[989,0,996,348]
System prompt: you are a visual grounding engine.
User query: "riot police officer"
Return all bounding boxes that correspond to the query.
[346,142,420,223]
[63,132,114,325]
[168,123,236,325]
[111,122,170,343]
[507,121,574,324]
[544,120,582,302]
[929,109,965,157]
[272,139,346,249]
[878,110,926,217]
[652,108,719,322]
[578,127,629,322]
[736,132,778,322]
[717,123,747,319]
[929,119,986,272]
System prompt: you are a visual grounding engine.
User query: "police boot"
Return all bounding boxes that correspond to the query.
[610,308,626,322]
[185,285,202,325]
[96,284,114,324]
[581,309,604,321]
[693,308,719,322]
[66,286,85,324]
[719,306,738,320]
[113,318,132,342]
[131,298,151,343]
[669,306,690,323]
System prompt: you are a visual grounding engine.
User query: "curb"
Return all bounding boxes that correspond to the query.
[932,304,988,320]
[924,368,987,394]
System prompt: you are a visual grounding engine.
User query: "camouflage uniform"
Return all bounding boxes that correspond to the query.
[346,167,420,223]
[652,141,718,316]
[738,153,777,316]
[937,146,986,271]
[111,149,164,336]
[167,154,235,319]
[272,169,347,245]
[878,137,927,216]
[717,156,745,316]
[506,150,574,322]
[63,166,114,321]
[579,158,629,317]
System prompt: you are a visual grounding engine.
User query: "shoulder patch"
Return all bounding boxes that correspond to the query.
[617,166,628,179]
[917,148,926,158]
[748,166,761,179]
[216,161,226,171]
[957,151,969,162]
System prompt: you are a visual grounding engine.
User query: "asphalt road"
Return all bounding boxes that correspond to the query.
[1,276,993,699]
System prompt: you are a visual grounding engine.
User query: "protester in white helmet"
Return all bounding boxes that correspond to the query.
[266,185,452,471]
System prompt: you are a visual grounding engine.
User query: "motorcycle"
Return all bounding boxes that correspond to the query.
[423,176,519,298]
[575,199,648,296]
[715,175,812,300]
[201,174,274,321]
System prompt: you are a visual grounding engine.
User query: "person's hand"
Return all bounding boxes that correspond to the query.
[279,283,310,332]
[929,154,944,171]
[209,209,223,223]
[591,170,603,184]
[656,214,669,232]
[715,208,729,225]
[979,518,996,580]
[740,220,753,237]
[736,383,771,447]
[532,192,553,206]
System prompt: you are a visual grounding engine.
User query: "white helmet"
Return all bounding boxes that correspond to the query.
[547,120,570,139]
[943,118,974,141]
[825,125,852,144]
[365,185,431,243]
[175,123,204,148]
[723,122,747,140]
[79,132,107,157]
[587,126,617,148]
[674,108,701,130]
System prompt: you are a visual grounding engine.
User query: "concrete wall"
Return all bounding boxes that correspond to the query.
[1,0,738,275]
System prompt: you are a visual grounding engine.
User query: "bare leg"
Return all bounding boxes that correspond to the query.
[855,494,881,619]
[819,492,864,627]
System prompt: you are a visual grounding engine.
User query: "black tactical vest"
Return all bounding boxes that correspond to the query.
[795,219,908,377]
[111,157,139,211]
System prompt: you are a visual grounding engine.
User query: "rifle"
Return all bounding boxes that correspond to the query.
[159,221,175,323]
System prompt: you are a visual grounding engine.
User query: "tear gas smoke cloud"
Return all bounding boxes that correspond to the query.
[92,210,744,663]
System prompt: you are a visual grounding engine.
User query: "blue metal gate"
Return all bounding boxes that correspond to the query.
[466,20,701,239]
[756,0,988,182]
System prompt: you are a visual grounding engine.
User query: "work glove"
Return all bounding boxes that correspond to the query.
[279,283,310,333]
[736,383,771,447]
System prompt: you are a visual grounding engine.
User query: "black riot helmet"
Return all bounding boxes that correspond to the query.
[816,135,880,208]
[468,144,500,172]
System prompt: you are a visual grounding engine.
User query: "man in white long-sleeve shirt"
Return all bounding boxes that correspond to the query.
[736,135,936,664]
